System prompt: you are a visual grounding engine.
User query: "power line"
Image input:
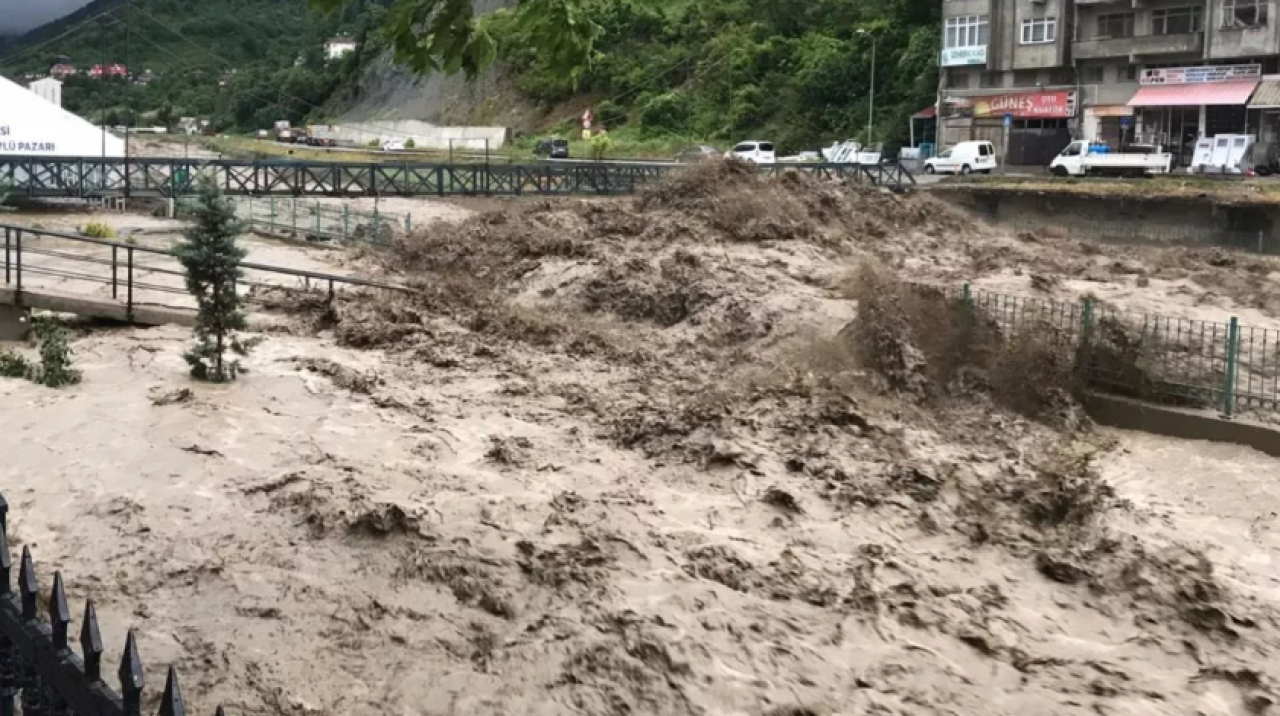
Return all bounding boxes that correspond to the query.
[0,7,120,70]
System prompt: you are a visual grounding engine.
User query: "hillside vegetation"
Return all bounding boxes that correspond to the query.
[0,0,389,130]
[482,0,940,150]
[3,0,940,149]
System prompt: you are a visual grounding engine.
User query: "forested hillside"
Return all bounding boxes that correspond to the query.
[0,0,389,130]
[2,0,941,149]
[340,0,941,150]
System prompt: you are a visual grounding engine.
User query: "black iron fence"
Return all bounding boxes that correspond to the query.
[0,494,221,715]
[0,156,915,199]
[2,222,405,323]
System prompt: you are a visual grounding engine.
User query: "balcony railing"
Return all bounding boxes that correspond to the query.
[1073,30,1203,59]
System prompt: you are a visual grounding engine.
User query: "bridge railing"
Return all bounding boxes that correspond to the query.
[1,222,405,321]
[0,493,223,715]
[0,156,916,199]
[231,197,411,247]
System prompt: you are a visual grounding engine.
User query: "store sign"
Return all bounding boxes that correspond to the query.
[944,91,1077,119]
[1140,64,1261,85]
[941,46,987,67]
[0,125,56,153]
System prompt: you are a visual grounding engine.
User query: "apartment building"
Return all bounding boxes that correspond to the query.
[938,0,1280,166]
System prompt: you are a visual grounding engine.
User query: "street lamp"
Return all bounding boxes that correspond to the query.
[857,28,877,148]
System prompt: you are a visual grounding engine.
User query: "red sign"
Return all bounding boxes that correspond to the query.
[946,90,1076,119]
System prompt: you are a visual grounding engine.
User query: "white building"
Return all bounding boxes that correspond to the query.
[28,77,63,108]
[1,75,125,157]
[325,36,357,60]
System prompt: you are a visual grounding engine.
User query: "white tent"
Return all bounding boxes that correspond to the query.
[0,75,124,158]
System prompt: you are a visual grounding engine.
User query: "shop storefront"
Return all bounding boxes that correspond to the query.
[1127,64,1260,167]
[940,90,1076,166]
[1082,105,1135,148]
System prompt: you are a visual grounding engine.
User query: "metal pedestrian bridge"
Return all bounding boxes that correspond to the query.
[0,155,916,199]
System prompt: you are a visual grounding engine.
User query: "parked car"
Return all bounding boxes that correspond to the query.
[255,129,271,140]
[307,136,336,147]
[922,140,997,175]
[675,145,720,163]
[382,139,406,152]
[534,137,570,159]
[727,140,776,164]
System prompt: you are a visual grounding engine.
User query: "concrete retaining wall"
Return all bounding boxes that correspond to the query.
[931,186,1280,254]
[1085,393,1280,458]
[312,120,509,150]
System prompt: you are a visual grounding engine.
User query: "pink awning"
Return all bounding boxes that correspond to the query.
[912,105,937,119]
[1127,80,1259,107]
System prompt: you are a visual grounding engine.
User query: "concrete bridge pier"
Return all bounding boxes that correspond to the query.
[0,304,30,342]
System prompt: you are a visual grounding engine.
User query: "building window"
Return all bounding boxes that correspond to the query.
[1120,65,1139,81]
[1013,69,1040,86]
[1048,68,1075,85]
[944,15,990,49]
[1081,65,1106,83]
[948,72,973,89]
[1152,6,1204,34]
[1096,12,1136,38]
[1021,17,1057,44]
[1222,0,1268,27]
[980,71,1002,88]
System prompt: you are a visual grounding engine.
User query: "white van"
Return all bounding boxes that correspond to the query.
[727,140,776,164]
[923,141,997,175]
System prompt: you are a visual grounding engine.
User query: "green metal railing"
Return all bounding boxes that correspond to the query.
[234,196,411,246]
[954,284,1279,416]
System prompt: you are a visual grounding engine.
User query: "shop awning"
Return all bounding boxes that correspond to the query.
[1248,80,1280,109]
[1127,80,1259,107]
[911,105,937,119]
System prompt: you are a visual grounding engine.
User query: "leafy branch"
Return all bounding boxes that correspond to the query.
[310,0,612,81]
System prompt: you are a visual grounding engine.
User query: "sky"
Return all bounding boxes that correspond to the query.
[0,0,93,35]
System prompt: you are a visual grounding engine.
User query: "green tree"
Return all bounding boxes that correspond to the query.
[310,0,613,80]
[173,177,251,383]
[30,316,81,388]
[589,132,614,160]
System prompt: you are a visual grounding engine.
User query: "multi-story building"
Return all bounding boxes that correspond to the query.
[938,0,1280,166]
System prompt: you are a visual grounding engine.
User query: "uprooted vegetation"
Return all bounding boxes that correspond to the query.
[232,164,1277,714]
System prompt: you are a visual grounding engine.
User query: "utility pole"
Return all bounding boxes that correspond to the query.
[124,0,132,199]
[857,29,878,148]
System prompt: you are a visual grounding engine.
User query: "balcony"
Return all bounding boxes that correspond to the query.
[1073,31,1203,59]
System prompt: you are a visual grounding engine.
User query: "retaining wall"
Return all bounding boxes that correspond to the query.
[933,186,1280,253]
[312,120,509,150]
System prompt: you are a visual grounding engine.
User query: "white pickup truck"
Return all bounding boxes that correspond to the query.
[1049,140,1172,177]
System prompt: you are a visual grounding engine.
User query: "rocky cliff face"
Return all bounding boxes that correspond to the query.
[332,0,536,128]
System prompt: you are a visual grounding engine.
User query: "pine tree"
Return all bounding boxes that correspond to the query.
[174,177,250,382]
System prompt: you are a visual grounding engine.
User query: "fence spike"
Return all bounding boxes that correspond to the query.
[214,707,226,716]
[50,571,71,649]
[19,546,37,620]
[159,666,187,716]
[81,600,104,681]
[0,517,10,596]
[119,629,145,715]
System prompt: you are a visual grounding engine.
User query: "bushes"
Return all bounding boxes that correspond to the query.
[594,100,627,130]
[82,221,116,239]
[0,316,81,388]
[638,92,692,137]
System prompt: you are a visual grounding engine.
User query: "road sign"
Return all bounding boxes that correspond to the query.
[1120,116,1133,129]
[1003,112,1012,128]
